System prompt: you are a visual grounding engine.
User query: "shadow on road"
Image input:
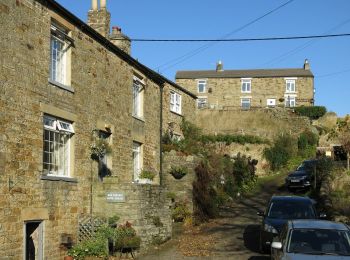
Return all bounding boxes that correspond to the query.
[243,224,261,253]
[248,256,270,260]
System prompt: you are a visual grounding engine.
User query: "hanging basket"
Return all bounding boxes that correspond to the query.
[169,166,188,180]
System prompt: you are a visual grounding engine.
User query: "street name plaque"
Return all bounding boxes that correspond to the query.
[106,192,125,203]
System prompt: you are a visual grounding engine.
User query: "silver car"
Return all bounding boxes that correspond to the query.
[271,219,350,259]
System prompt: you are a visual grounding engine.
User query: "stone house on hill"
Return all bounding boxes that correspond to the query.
[0,0,195,258]
[176,60,314,110]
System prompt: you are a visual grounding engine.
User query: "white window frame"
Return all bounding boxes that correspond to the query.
[285,79,296,93]
[241,78,252,93]
[197,97,208,109]
[50,23,71,86]
[43,115,74,177]
[241,98,251,110]
[170,91,182,114]
[197,79,207,93]
[132,142,142,182]
[132,77,144,118]
[285,96,296,108]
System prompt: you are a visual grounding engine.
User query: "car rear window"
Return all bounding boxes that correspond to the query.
[267,201,316,219]
[288,228,350,255]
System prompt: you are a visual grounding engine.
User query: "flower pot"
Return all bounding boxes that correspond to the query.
[170,171,186,180]
[64,256,74,260]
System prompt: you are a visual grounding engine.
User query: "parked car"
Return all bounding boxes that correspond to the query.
[257,196,322,253]
[271,219,350,259]
[285,159,318,191]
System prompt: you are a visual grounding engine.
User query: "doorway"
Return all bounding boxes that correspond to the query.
[24,221,43,260]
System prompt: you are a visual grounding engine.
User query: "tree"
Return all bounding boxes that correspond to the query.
[329,116,350,170]
[339,130,350,170]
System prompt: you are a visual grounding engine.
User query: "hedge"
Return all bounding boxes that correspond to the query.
[294,106,327,120]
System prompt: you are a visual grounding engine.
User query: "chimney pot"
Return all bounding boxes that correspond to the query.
[100,0,106,9]
[216,60,224,72]
[92,0,98,10]
[304,59,310,70]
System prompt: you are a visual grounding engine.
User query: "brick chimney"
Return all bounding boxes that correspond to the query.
[304,59,310,70]
[216,60,224,72]
[87,0,110,37]
[110,26,131,55]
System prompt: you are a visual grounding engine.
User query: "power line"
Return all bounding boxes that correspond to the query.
[316,68,350,78]
[131,33,350,42]
[259,18,350,67]
[155,0,296,73]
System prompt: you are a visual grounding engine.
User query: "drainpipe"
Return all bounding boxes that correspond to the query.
[159,83,164,186]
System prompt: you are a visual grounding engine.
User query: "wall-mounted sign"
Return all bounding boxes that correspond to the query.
[106,192,125,203]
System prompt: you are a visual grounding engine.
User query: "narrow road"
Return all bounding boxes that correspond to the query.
[140,173,289,260]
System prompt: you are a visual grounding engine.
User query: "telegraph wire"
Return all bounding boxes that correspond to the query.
[259,18,350,67]
[316,68,350,78]
[130,33,350,42]
[155,0,296,73]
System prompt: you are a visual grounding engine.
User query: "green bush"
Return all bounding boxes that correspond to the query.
[294,106,327,120]
[201,134,268,145]
[263,134,297,171]
[68,237,108,259]
[193,161,218,222]
[171,201,191,222]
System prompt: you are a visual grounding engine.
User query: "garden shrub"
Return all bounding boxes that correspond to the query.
[193,161,218,222]
[171,200,191,222]
[294,106,327,120]
[263,134,297,171]
[201,134,268,145]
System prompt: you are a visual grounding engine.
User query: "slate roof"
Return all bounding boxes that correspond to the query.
[176,68,314,79]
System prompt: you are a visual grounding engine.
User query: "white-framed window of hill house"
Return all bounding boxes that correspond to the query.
[132,141,142,182]
[241,98,251,110]
[241,78,252,93]
[170,91,182,114]
[50,21,73,87]
[197,79,207,93]
[43,115,74,177]
[285,78,296,93]
[285,96,296,108]
[197,97,208,109]
[132,77,144,119]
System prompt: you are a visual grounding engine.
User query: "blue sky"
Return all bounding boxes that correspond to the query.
[56,0,350,116]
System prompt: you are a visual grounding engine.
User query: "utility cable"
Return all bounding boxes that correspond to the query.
[155,0,295,73]
[130,33,350,42]
[316,68,350,78]
[259,17,350,67]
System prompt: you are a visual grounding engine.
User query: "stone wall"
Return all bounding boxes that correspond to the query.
[162,151,201,212]
[92,178,172,247]
[176,76,314,108]
[205,143,268,176]
[194,108,311,140]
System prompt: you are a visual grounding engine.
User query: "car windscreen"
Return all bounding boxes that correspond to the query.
[267,201,316,219]
[287,228,350,255]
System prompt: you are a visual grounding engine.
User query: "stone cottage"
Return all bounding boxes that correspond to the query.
[176,60,314,110]
[0,0,195,258]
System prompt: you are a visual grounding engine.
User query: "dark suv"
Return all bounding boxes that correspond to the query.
[285,159,317,191]
[257,196,319,253]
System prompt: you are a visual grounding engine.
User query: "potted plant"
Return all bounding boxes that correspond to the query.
[114,222,141,252]
[139,170,156,182]
[169,166,188,180]
[90,137,112,161]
